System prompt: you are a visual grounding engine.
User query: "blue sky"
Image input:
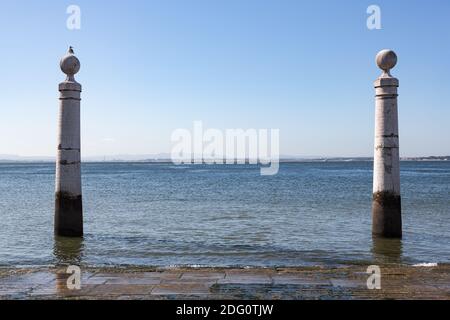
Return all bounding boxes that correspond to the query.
[0,0,449,157]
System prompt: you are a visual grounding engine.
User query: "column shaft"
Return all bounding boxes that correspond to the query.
[372,77,402,238]
[55,81,83,237]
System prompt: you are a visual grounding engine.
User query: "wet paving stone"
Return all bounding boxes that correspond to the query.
[272,274,331,286]
[218,272,272,285]
[0,265,449,300]
[88,284,156,296]
[330,279,364,288]
[151,283,212,296]
[180,272,225,281]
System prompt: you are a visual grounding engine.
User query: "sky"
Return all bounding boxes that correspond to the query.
[0,0,449,158]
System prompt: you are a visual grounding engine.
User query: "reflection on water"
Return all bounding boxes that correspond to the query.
[371,237,403,264]
[53,236,84,266]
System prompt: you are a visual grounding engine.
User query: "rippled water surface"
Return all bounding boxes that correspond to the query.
[0,162,449,267]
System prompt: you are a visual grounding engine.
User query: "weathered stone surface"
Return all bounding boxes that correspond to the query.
[376,49,397,76]
[219,271,272,285]
[1,265,449,300]
[151,283,212,295]
[272,274,330,286]
[88,284,155,296]
[54,193,83,237]
[55,47,83,237]
[372,192,402,237]
[180,272,225,281]
[372,49,402,238]
[330,279,363,288]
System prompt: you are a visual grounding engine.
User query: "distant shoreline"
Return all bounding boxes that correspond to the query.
[0,156,449,164]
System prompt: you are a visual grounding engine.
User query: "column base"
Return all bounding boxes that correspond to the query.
[372,191,402,238]
[55,192,83,237]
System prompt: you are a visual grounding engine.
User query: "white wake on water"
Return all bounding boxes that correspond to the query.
[413,262,438,267]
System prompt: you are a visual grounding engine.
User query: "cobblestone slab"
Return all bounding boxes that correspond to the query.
[0,265,449,300]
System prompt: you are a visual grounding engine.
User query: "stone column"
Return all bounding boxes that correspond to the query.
[372,49,402,238]
[55,47,83,237]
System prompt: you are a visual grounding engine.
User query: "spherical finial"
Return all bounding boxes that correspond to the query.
[60,46,80,80]
[376,49,397,76]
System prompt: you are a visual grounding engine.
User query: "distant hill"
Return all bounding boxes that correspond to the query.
[401,156,450,161]
[0,154,448,163]
[0,154,54,162]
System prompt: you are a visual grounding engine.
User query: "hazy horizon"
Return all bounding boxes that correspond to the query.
[1,153,448,161]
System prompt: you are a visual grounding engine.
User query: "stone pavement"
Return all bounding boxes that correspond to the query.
[1,265,449,300]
